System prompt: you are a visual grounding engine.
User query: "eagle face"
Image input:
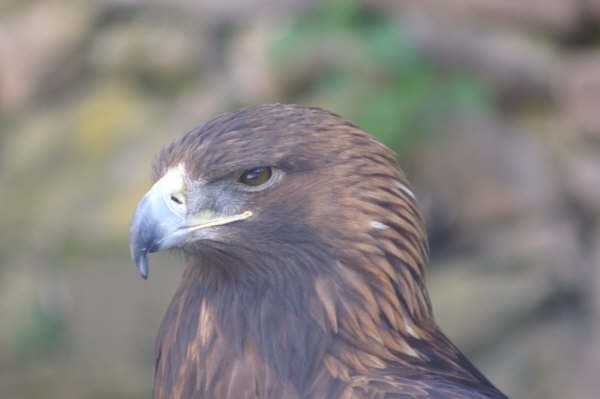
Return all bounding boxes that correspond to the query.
[130,104,370,279]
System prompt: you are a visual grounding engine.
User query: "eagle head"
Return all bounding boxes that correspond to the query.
[130,104,427,296]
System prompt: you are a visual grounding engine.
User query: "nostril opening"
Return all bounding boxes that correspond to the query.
[170,195,183,205]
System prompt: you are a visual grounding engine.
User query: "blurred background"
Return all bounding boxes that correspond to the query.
[1,0,599,397]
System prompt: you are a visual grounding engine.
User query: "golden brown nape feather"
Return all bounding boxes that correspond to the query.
[130,104,507,398]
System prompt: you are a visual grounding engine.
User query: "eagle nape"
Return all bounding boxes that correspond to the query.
[128,104,508,399]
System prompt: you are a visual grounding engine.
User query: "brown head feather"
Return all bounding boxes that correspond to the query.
[143,104,506,398]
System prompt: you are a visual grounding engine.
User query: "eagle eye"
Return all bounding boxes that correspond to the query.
[238,167,273,187]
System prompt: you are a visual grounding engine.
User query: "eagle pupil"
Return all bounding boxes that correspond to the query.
[239,167,272,186]
[170,195,182,205]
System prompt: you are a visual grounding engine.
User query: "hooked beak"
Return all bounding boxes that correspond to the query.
[129,165,252,279]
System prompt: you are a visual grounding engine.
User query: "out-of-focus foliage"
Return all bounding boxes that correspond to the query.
[9,302,65,367]
[271,0,491,156]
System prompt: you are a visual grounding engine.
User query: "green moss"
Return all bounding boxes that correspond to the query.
[271,0,491,158]
[73,81,146,160]
[8,302,66,367]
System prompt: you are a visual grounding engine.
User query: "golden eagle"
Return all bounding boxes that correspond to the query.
[129,104,507,398]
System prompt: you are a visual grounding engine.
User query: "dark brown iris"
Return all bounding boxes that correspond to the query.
[238,167,272,187]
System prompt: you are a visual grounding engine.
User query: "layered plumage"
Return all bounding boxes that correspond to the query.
[129,104,507,398]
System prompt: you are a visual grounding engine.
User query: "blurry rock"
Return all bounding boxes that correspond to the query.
[172,79,232,131]
[228,20,278,102]
[0,0,19,13]
[143,0,310,21]
[0,1,91,114]
[562,338,600,399]
[429,257,552,351]
[561,150,600,216]
[370,0,582,35]
[88,15,204,88]
[431,253,585,399]
[519,109,582,152]
[476,313,586,399]
[561,54,600,139]
[592,231,600,321]
[398,13,560,104]
[584,0,600,22]
[482,217,586,287]
[416,118,560,233]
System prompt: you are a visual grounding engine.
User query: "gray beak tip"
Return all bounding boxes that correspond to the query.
[138,255,149,280]
[132,247,149,280]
